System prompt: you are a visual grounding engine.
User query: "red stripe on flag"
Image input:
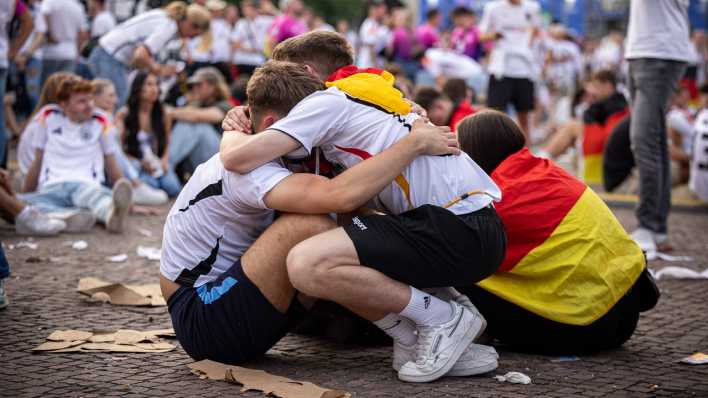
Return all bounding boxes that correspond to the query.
[492,148,586,272]
[583,109,629,155]
[326,65,386,82]
[335,145,373,160]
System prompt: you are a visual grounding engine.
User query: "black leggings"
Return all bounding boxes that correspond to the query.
[457,280,641,355]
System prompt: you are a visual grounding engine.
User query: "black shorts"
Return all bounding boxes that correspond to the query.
[167,260,305,364]
[343,204,506,288]
[487,76,535,113]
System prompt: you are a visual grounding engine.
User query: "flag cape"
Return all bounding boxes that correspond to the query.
[325,66,411,116]
[478,148,645,325]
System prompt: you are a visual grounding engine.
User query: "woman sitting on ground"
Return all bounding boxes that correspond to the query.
[455,110,655,355]
[115,72,182,198]
[165,66,232,177]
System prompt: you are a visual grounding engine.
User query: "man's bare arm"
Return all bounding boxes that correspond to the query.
[104,154,124,185]
[24,149,44,192]
[264,120,458,214]
[219,130,302,174]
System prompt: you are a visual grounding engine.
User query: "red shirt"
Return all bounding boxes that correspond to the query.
[448,100,475,132]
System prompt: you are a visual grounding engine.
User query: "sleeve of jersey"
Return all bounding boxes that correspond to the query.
[267,92,346,155]
[144,21,178,56]
[227,162,292,210]
[31,120,48,150]
[478,4,494,33]
[99,127,120,156]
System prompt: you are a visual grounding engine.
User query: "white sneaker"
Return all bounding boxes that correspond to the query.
[106,179,133,233]
[48,210,96,233]
[393,341,499,376]
[0,278,8,309]
[132,183,168,206]
[397,301,483,383]
[425,287,487,337]
[15,206,66,236]
[631,228,657,253]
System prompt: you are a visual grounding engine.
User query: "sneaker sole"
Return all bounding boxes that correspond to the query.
[398,311,484,383]
[446,358,499,377]
[107,181,132,233]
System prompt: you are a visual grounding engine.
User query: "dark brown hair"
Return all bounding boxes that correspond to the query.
[247,61,325,125]
[271,31,354,80]
[413,86,446,112]
[442,78,468,104]
[591,69,617,88]
[457,110,526,174]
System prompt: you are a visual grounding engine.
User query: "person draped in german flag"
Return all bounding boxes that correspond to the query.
[456,110,658,354]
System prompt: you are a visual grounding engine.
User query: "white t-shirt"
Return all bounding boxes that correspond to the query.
[36,0,88,61]
[91,10,117,38]
[625,0,691,62]
[690,109,708,202]
[592,37,622,72]
[230,17,270,66]
[31,106,119,188]
[160,154,292,287]
[479,0,541,79]
[269,87,501,216]
[0,1,14,68]
[18,106,48,175]
[356,18,389,68]
[667,107,695,155]
[99,9,178,65]
[545,38,582,92]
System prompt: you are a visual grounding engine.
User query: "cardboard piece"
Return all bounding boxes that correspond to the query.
[681,352,708,365]
[189,360,351,398]
[32,328,176,354]
[77,277,166,306]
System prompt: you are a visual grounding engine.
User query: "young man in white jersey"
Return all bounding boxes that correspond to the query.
[220,31,505,383]
[160,61,458,365]
[21,78,132,233]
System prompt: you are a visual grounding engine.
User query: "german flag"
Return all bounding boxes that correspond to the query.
[325,65,411,116]
[477,148,645,325]
[582,93,629,185]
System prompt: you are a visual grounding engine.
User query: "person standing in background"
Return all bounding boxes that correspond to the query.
[625,0,691,253]
[1,0,33,167]
[478,0,541,143]
[416,8,441,52]
[231,0,270,76]
[450,7,481,61]
[266,0,307,53]
[356,0,389,68]
[89,0,116,40]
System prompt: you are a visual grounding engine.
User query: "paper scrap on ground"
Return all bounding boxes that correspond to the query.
[651,266,708,280]
[77,277,166,306]
[106,254,128,263]
[32,329,176,353]
[137,246,161,261]
[189,359,351,398]
[16,240,38,250]
[680,353,708,365]
[646,251,693,262]
[71,240,88,250]
[494,371,532,384]
[137,228,153,237]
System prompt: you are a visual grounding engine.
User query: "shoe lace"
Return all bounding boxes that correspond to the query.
[414,325,442,365]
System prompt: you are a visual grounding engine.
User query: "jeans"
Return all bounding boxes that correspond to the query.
[40,59,77,88]
[168,122,221,173]
[0,245,8,279]
[0,67,7,167]
[130,159,183,197]
[24,57,41,110]
[18,181,114,224]
[628,58,686,234]
[88,47,129,106]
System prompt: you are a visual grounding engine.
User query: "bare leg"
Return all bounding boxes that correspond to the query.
[543,119,583,158]
[241,213,336,313]
[517,111,531,145]
[287,227,411,321]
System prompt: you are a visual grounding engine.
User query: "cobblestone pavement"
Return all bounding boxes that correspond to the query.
[1,205,707,397]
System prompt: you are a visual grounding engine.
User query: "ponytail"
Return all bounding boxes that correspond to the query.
[165,1,188,21]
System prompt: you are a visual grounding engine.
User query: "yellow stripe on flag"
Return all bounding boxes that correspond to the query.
[583,154,603,185]
[477,188,645,325]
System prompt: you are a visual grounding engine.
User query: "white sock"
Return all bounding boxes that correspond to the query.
[373,313,416,346]
[399,287,454,326]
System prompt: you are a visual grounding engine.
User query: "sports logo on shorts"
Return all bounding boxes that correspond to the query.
[352,217,367,231]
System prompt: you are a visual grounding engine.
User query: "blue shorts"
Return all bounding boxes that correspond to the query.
[167,260,306,364]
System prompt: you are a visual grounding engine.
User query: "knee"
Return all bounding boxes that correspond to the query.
[286,241,330,294]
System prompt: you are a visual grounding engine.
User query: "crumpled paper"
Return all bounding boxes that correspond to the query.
[680,352,708,365]
[32,329,176,353]
[646,252,693,262]
[494,371,532,384]
[77,277,166,306]
[137,246,161,261]
[189,359,351,398]
[651,266,708,280]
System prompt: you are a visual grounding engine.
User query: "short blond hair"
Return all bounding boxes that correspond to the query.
[247,61,325,125]
[272,31,353,80]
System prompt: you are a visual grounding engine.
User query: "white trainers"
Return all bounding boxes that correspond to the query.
[132,182,168,206]
[106,178,133,233]
[48,210,96,233]
[0,278,8,309]
[631,228,657,253]
[393,341,499,376]
[397,301,483,383]
[15,206,66,236]
[425,287,487,337]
